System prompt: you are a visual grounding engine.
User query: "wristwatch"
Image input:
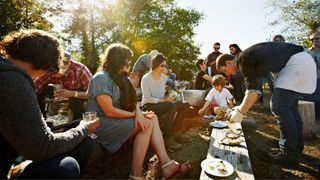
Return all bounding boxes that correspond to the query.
[74,91,79,97]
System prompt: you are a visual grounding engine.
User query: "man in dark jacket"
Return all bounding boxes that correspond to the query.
[216,42,316,164]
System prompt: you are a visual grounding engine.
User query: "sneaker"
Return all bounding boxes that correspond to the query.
[267,149,299,165]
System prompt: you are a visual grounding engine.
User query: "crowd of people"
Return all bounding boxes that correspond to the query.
[0,29,191,179]
[1,28,319,178]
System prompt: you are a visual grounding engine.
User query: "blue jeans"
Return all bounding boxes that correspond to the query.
[270,88,303,155]
[19,137,95,179]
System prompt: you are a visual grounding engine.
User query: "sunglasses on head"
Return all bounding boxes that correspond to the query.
[161,64,168,68]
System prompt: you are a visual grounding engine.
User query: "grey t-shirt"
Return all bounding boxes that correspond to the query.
[141,72,168,105]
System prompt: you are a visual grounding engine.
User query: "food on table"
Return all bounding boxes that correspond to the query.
[208,164,215,170]
[225,130,241,139]
[214,111,225,120]
[220,137,242,146]
[216,160,228,175]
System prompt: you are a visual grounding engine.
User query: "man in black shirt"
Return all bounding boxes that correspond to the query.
[216,42,316,164]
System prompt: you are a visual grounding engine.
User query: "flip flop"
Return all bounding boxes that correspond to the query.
[161,160,192,179]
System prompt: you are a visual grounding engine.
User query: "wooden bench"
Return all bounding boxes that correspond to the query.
[200,121,254,180]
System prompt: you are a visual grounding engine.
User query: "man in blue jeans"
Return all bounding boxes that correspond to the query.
[216,42,316,164]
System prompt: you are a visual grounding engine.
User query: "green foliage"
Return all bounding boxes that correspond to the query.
[109,0,203,80]
[45,0,202,79]
[0,0,52,39]
[4,0,202,79]
[267,0,320,46]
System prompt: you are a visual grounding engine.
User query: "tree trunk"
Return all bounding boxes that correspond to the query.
[298,100,316,139]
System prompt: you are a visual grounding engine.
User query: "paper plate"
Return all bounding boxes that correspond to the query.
[201,158,234,177]
[209,121,228,128]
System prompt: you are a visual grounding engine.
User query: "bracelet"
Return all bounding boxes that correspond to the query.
[74,91,79,97]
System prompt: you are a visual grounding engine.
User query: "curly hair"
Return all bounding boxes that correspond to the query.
[0,29,63,72]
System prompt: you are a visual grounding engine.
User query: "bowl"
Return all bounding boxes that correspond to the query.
[181,90,206,107]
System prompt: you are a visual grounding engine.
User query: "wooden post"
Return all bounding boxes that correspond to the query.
[298,101,316,139]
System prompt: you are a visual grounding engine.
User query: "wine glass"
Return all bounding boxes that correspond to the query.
[82,111,98,139]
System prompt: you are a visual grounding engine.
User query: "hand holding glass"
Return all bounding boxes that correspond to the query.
[83,112,98,139]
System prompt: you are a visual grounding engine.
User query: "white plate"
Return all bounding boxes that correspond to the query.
[201,158,234,177]
[203,114,214,119]
[209,121,228,128]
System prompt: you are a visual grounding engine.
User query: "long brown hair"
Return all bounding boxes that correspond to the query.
[100,43,136,112]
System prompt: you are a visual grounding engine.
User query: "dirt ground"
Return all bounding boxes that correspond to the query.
[83,92,320,179]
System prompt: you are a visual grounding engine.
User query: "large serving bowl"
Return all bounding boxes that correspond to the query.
[181,90,206,107]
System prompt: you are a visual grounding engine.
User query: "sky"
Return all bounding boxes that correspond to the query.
[176,0,283,58]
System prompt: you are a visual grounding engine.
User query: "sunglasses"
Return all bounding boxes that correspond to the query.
[214,47,220,50]
[160,64,168,68]
[311,38,319,41]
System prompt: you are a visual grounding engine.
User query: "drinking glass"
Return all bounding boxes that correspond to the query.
[82,111,98,139]
[207,67,212,77]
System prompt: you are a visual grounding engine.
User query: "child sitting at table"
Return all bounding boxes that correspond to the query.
[199,74,234,115]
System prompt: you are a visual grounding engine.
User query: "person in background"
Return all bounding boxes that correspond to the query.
[163,67,178,91]
[86,44,191,179]
[229,44,242,58]
[141,54,190,151]
[228,44,245,105]
[0,29,99,179]
[198,75,233,115]
[131,50,159,88]
[194,59,212,90]
[301,31,320,120]
[272,34,285,42]
[206,42,222,76]
[34,52,92,119]
[216,42,316,164]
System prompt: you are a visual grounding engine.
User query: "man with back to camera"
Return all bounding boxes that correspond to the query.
[131,50,159,88]
[0,29,99,179]
[216,42,316,164]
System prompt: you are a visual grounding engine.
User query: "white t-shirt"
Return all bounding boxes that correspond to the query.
[205,88,233,108]
[273,51,316,94]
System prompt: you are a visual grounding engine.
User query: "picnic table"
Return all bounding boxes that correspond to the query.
[200,121,255,180]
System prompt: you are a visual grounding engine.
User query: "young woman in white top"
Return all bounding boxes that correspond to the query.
[141,54,190,139]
